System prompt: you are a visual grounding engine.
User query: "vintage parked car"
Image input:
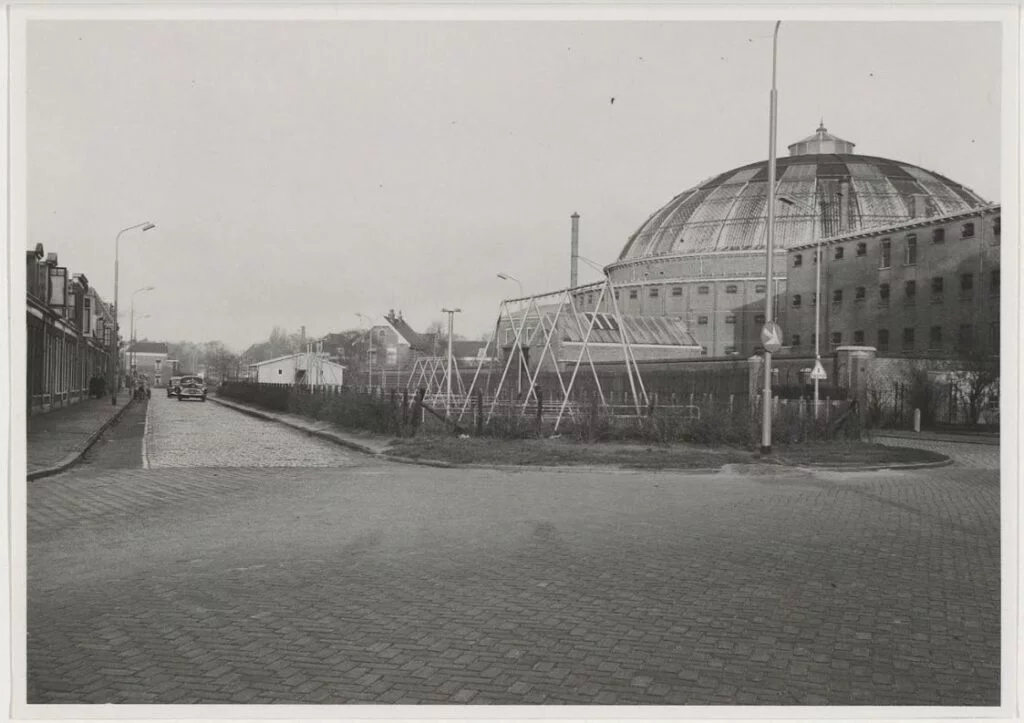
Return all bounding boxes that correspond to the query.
[175,375,207,402]
[167,376,183,398]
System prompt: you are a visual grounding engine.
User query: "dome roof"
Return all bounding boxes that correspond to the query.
[617,125,989,261]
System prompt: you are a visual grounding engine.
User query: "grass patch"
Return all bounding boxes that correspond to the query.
[386,436,949,469]
[767,441,948,467]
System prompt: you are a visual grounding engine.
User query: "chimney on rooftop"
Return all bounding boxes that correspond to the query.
[570,212,580,289]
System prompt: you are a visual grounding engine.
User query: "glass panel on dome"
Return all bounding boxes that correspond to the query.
[899,165,982,215]
[849,178,907,222]
[780,163,818,181]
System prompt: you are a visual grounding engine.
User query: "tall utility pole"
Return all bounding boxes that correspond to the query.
[442,307,462,416]
[111,222,155,405]
[570,212,580,288]
[761,20,781,455]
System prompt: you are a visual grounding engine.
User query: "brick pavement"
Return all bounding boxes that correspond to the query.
[26,393,134,474]
[26,456,1000,706]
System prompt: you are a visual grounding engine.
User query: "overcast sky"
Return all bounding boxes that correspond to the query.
[25,18,1001,351]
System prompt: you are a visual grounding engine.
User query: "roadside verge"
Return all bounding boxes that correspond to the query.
[27,397,138,481]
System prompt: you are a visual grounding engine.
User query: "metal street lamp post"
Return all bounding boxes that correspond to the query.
[778,195,825,418]
[761,21,782,455]
[497,274,524,394]
[355,312,374,388]
[111,222,156,404]
[496,272,523,298]
[129,286,155,379]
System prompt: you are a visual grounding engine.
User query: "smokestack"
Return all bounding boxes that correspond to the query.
[570,212,580,288]
[300,325,306,345]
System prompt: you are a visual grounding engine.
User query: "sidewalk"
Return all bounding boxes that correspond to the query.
[209,396,394,456]
[27,393,137,479]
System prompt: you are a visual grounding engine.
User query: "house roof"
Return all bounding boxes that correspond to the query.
[253,352,346,370]
[128,341,168,354]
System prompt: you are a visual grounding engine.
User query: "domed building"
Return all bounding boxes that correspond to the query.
[588,123,991,357]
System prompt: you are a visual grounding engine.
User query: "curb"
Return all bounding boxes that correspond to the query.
[762,456,954,472]
[209,396,385,458]
[27,397,138,481]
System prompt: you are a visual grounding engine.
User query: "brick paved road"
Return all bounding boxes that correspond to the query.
[26,406,1000,706]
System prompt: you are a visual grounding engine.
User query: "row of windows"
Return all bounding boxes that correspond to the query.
[790,323,999,352]
[694,313,768,326]
[792,218,1000,269]
[611,282,769,302]
[792,270,999,307]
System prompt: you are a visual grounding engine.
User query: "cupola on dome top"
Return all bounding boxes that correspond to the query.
[787,120,856,156]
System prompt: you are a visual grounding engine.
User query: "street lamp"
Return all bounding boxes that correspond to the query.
[111,221,156,404]
[779,195,825,418]
[761,20,781,455]
[130,286,155,379]
[496,272,523,298]
[441,307,462,416]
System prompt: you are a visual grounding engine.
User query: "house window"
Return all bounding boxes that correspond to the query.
[855,286,866,300]
[725,284,738,294]
[811,292,817,307]
[962,222,975,238]
[754,314,765,325]
[991,269,1000,294]
[755,283,766,293]
[931,276,944,294]
[792,294,802,307]
[879,283,890,303]
[649,287,659,298]
[904,235,917,265]
[794,254,803,267]
[856,242,867,257]
[902,327,915,350]
[834,246,844,260]
[672,287,683,297]
[697,315,709,325]
[629,289,638,299]
[877,329,890,352]
[810,333,817,347]
[932,228,945,243]
[725,315,737,324]
[833,289,843,304]
[960,273,974,295]
[853,330,865,345]
[791,334,801,347]
[697,285,710,295]
[929,326,942,350]
[905,280,917,301]
[700,346,708,356]
[831,332,842,348]
[278,369,283,375]
[880,240,891,268]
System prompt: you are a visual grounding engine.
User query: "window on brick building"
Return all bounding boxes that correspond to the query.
[880,240,891,268]
[879,283,890,303]
[903,327,915,350]
[700,346,708,356]
[698,285,710,295]
[856,242,867,257]
[791,334,801,347]
[794,254,803,267]
[960,273,974,296]
[931,276,944,294]
[853,330,865,345]
[649,287,659,298]
[929,326,942,350]
[905,236,917,265]
[754,314,765,325]
[725,315,737,324]
[614,290,619,300]
[755,283,766,293]
[725,284,738,294]
[834,246,844,260]
[811,292,817,307]
[855,286,866,300]
[958,324,974,351]
[833,289,843,304]
[877,329,889,352]
[697,315,709,325]
[905,280,917,300]
[962,222,975,238]
[932,228,945,243]
[724,345,737,355]
[629,289,638,299]
[792,294,801,307]
[811,332,817,347]
[831,332,842,348]
[672,287,682,296]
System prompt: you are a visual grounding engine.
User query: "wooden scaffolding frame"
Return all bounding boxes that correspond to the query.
[459,276,648,431]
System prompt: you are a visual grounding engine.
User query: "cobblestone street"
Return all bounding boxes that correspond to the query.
[26,403,1001,706]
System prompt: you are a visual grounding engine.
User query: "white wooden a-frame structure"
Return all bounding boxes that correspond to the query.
[459,277,648,431]
[407,355,467,406]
